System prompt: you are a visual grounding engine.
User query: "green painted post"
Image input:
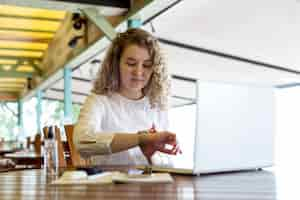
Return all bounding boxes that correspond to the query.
[17,100,24,138]
[127,18,142,28]
[64,67,73,124]
[36,90,42,133]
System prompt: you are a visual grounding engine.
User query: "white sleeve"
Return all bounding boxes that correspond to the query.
[73,94,114,158]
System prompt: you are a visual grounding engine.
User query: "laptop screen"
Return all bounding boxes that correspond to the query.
[152,80,274,174]
[153,104,196,170]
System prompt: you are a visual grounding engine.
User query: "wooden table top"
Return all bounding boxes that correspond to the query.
[0,169,199,200]
[4,151,42,159]
[0,143,20,155]
[0,168,276,200]
[0,149,15,155]
[3,151,43,168]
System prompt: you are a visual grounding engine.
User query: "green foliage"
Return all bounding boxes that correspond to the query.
[0,103,18,141]
[0,100,81,141]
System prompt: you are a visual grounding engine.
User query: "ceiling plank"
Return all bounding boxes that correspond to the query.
[0,48,46,52]
[0,77,27,83]
[0,71,33,78]
[0,83,25,88]
[0,30,54,43]
[0,17,60,32]
[0,40,48,51]
[0,35,52,43]
[0,0,128,14]
[0,57,42,64]
[0,14,63,22]
[0,5,66,20]
[0,59,18,65]
[0,28,55,34]
[0,92,18,101]
[0,49,43,58]
[0,87,23,92]
[49,0,131,8]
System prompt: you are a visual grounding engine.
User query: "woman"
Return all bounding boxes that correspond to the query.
[74,28,179,165]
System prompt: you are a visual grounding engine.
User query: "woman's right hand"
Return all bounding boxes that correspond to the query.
[139,131,180,163]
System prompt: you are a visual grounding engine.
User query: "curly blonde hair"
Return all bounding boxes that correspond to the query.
[92,28,170,109]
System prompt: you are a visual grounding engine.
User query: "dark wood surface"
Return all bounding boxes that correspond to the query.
[4,152,43,168]
[0,168,278,200]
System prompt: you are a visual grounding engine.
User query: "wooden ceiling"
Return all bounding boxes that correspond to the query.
[0,5,66,101]
[0,0,182,103]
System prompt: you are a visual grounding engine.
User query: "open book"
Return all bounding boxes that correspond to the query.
[51,170,173,185]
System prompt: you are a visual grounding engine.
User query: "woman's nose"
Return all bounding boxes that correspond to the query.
[133,65,144,75]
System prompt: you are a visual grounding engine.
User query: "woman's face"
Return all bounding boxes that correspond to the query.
[119,44,153,99]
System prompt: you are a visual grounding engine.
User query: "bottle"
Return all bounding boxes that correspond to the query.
[43,126,58,177]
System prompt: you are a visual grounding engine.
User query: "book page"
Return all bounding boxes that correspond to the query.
[112,172,173,183]
[51,171,173,185]
[51,171,113,185]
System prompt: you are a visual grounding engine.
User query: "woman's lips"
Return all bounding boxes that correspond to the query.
[131,78,145,82]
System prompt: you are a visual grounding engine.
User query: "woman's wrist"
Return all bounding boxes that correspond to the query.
[137,131,149,147]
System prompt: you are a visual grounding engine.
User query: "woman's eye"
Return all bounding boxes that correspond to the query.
[127,62,136,67]
[143,63,152,69]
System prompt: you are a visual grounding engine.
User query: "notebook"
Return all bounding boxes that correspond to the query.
[140,80,275,175]
[51,170,173,185]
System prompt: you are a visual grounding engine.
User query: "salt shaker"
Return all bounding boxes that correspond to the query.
[43,126,58,177]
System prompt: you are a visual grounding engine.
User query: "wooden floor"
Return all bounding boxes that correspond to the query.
[1,167,298,200]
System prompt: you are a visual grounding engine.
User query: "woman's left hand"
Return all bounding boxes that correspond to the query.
[139,131,180,164]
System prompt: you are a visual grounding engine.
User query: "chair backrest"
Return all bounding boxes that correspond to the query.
[64,125,91,167]
[33,134,42,155]
[25,134,41,154]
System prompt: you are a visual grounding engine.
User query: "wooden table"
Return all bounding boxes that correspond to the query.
[0,142,20,156]
[0,168,276,200]
[4,151,42,168]
[0,148,15,156]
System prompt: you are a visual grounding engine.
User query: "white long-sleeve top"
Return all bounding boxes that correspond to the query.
[73,93,169,165]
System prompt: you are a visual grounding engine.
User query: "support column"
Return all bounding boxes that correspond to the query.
[64,67,73,124]
[36,90,42,133]
[17,100,24,137]
[127,18,142,28]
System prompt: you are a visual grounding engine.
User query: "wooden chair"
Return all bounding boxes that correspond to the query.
[64,125,91,167]
[25,134,42,155]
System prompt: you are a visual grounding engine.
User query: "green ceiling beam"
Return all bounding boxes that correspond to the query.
[22,68,63,101]
[30,63,42,75]
[82,8,117,41]
[0,0,128,13]
[64,67,73,123]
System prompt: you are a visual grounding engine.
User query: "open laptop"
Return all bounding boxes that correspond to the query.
[139,80,275,175]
